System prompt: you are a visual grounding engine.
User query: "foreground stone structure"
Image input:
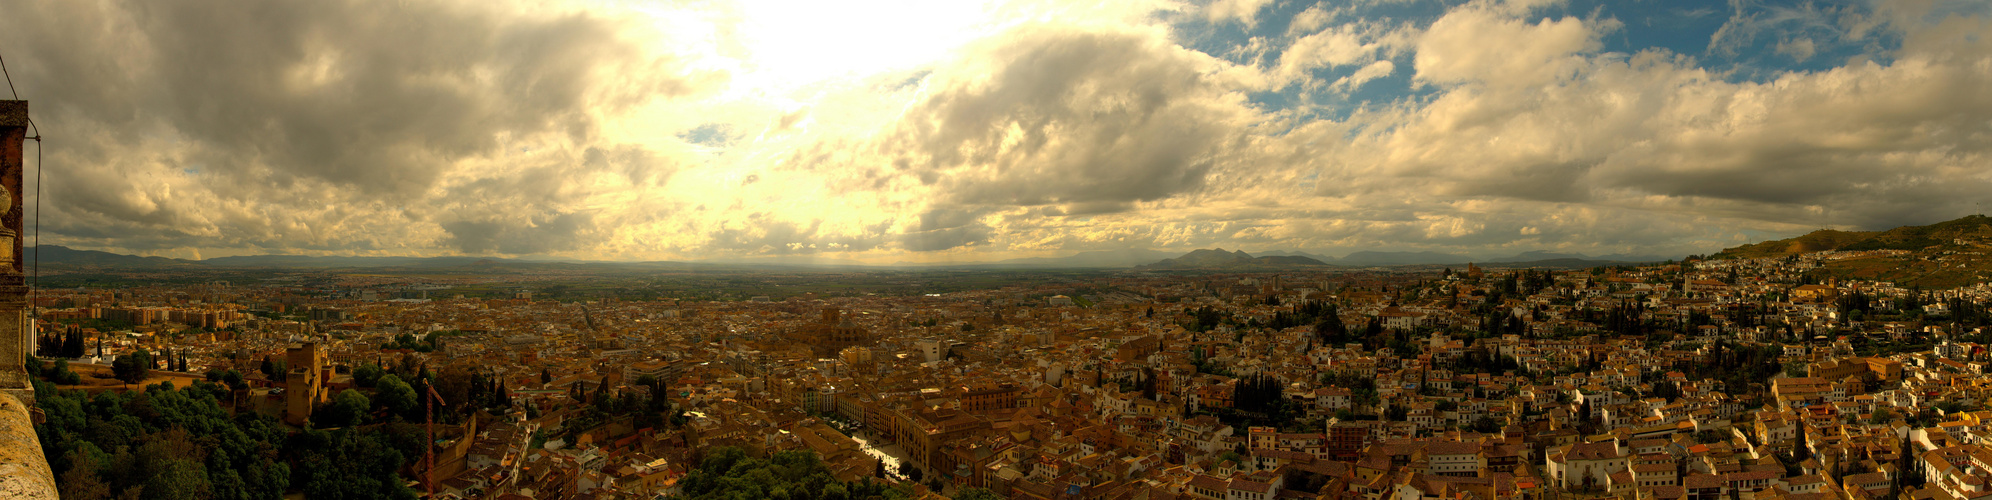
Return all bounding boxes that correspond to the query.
[0,101,54,498]
[0,101,26,403]
[0,392,54,498]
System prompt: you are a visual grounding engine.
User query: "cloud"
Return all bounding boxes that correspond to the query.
[1334,60,1397,90]
[441,211,597,255]
[874,25,1258,210]
[0,0,714,254]
[1274,24,1395,86]
[699,218,888,255]
[1204,0,1277,27]
[1412,1,1608,88]
[1319,0,1992,236]
[1775,37,1817,61]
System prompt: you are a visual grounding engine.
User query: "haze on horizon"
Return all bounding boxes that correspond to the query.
[1,0,1988,264]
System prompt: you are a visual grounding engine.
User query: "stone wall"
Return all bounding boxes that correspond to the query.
[0,392,55,498]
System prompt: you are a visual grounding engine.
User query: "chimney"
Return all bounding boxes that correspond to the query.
[0,100,28,404]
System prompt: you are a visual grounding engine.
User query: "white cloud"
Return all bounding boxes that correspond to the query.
[1775,37,1817,61]
[1412,1,1608,88]
[1204,0,1277,27]
[1334,60,1397,90]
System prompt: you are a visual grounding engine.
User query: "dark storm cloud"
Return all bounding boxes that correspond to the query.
[899,208,992,251]
[442,211,597,255]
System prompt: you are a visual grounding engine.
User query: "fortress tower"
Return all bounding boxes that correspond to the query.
[283,342,331,426]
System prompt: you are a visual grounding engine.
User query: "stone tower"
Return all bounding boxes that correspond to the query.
[283,342,330,426]
[0,101,29,404]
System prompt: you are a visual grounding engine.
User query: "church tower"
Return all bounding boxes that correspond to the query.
[0,101,31,404]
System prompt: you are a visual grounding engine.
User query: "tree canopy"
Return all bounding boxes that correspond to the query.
[678,446,909,500]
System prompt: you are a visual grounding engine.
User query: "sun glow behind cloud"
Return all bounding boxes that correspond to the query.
[720,0,1001,93]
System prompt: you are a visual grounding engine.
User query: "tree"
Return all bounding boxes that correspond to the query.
[48,359,82,385]
[374,374,418,420]
[62,330,86,358]
[290,427,417,500]
[34,377,293,500]
[678,446,905,500]
[316,389,371,428]
[260,356,286,379]
[112,349,151,387]
[1872,406,1897,425]
[220,370,246,392]
[955,487,1003,500]
[146,458,214,500]
[353,364,385,388]
[1793,422,1812,462]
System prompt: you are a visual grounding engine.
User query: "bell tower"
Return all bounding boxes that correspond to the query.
[0,100,31,404]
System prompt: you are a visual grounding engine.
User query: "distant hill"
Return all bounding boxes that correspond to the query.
[1712,229,1879,259]
[1333,250,1472,267]
[1137,249,1332,269]
[25,246,194,268]
[200,255,498,268]
[1255,250,1337,262]
[1711,215,1992,287]
[1477,258,1644,269]
[1714,215,1992,259]
[967,248,1177,268]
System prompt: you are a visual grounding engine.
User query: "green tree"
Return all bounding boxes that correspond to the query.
[316,389,371,428]
[955,487,1003,500]
[33,378,292,500]
[259,356,287,379]
[678,447,906,500]
[145,458,214,500]
[374,375,418,419]
[112,349,151,387]
[1872,406,1897,425]
[290,428,418,500]
[352,364,385,388]
[49,359,82,385]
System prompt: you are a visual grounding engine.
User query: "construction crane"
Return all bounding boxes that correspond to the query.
[425,384,446,498]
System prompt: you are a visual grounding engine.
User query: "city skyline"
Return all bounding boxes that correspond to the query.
[1,0,1988,264]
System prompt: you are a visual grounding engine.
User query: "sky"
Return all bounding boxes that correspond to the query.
[1,0,1989,264]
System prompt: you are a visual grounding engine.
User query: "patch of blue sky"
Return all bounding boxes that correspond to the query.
[677,123,734,148]
[1192,0,1908,128]
[1262,53,1437,126]
[1568,0,1730,60]
[1171,0,1451,68]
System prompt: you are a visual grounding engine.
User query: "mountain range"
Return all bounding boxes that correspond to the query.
[19,244,1671,272]
[1136,249,1331,270]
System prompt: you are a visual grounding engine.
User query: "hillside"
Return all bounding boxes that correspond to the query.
[24,246,195,268]
[1712,215,1992,287]
[1713,229,1877,259]
[1714,215,1992,259]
